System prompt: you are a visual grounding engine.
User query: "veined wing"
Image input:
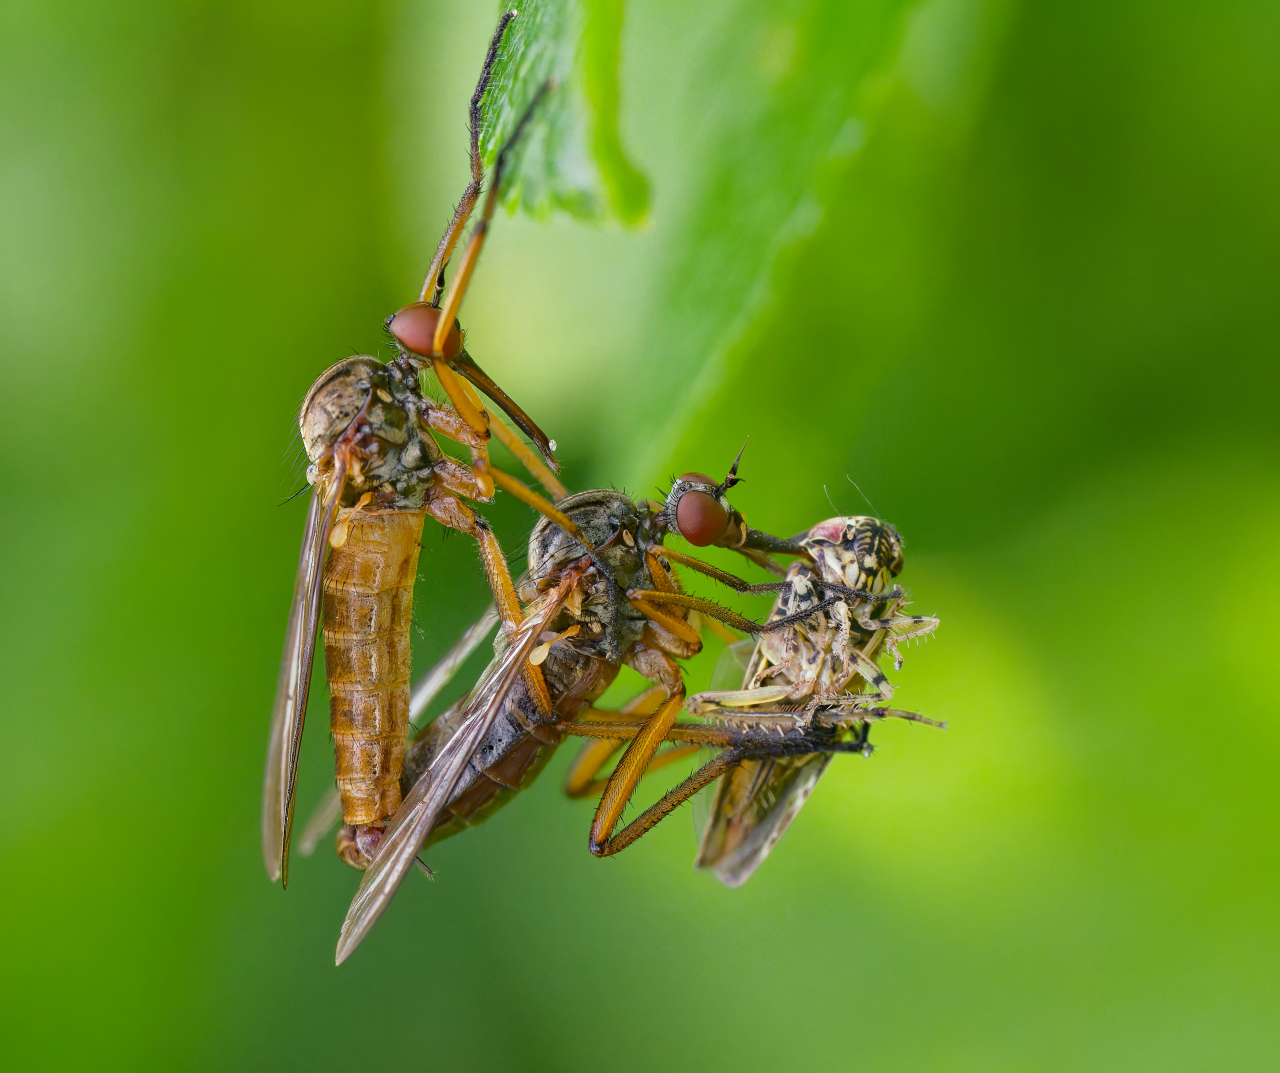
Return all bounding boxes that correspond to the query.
[695,752,832,888]
[261,466,344,886]
[334,568,581,964]
[694,635,829,888]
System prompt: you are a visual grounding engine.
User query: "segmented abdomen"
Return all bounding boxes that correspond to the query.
[322,510,425,827]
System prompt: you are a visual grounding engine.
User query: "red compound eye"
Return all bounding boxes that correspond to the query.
[675,490,728,546]
[387,302,462,360]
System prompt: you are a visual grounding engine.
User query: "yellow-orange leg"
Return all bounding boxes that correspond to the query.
[431,356,490,435]
[431,81,552,357]
[567,737,701,801]
[587,690,685,856]
[564,686,664,799]
[489,413,567,500]
[626,595,701,648]
[419,11,516,302]
[489,466,593,548]
[587,746,746,859]
[427,491,552,719]
[627,589,764,634]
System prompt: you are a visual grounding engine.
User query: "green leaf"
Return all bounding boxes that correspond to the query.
[480,0,650,225]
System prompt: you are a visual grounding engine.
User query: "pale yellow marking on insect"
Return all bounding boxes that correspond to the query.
[529,624,580,666]
[685,686,791,713]
[329,492,375,549]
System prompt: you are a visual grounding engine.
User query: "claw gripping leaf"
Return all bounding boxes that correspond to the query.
[480,0,650,225]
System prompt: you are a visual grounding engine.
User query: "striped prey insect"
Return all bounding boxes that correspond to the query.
[687,515,941,886]
[330,461,821,961]
[262,13,567,889]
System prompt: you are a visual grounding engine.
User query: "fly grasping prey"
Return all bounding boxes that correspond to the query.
[331,460,839,960]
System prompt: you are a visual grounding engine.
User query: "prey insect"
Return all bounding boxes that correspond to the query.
[330,460,814,961]
[550,514,938,879]
[262,13,566,888]
[684,515,942,886]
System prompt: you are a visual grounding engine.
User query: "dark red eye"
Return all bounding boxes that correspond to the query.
[387,302,462,360]
[679,471,716,486]
[675,490,728,546]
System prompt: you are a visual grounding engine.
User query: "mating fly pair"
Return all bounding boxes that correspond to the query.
[258,9,818,917]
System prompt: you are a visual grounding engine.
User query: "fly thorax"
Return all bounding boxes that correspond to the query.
[528,490,644,584]
[299,355,443,509]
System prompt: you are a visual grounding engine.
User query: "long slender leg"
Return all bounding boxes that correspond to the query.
[684,685,793,715]
[628,597,700,647]
[696,611,742,645]
[419,11,517,302]
[489,412,568,500]
[430,82,551,354]
[563,686,665,799]
[424,489,552,718]
[588,690,685,856]
[568,741,701,801]
[489,465,592,546]
[656,546,901,605]
[590,749,745,858]
[630,588,845,634]
[625,590,770,635]
[563,720,794,748]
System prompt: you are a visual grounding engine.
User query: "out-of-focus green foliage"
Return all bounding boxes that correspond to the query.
[1,0,1278,1070]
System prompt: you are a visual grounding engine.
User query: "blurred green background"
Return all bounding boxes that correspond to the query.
[2,0,1278,1068]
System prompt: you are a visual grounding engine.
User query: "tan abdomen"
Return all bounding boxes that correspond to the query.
[322,510,425,827]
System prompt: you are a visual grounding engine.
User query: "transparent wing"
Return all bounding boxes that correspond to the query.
[695,753,832,888]
[297,786,343,858]
[261,469,343,885]
[694,635,830,887]
[409,603,500,725]
[334,572,578,964]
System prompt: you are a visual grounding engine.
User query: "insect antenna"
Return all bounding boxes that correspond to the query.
[717,439,748,496]
[846,474,879,517]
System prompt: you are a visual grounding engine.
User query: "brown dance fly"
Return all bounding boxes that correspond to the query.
[262,12,567,889]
